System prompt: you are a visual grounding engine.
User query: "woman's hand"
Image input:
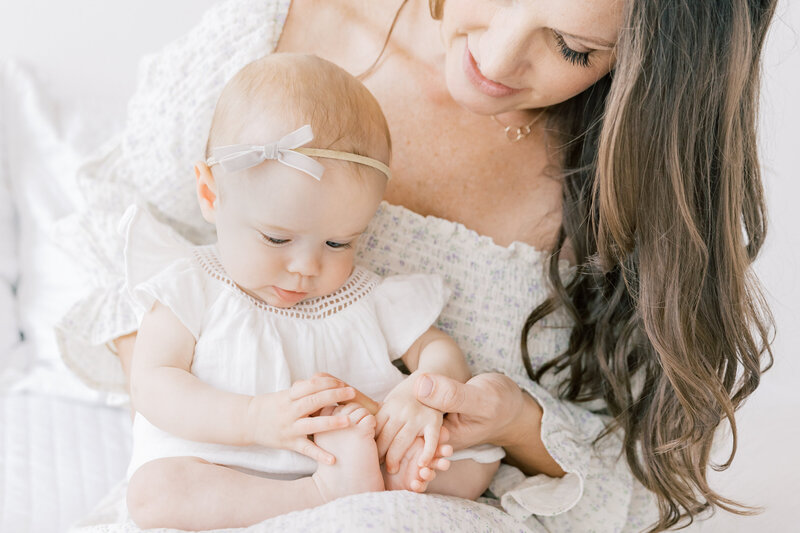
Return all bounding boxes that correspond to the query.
[246,373,356,465]
[414,372,565,477]
[414,372,525,450]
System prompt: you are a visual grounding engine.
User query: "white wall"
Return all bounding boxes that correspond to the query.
[1,1,798,531]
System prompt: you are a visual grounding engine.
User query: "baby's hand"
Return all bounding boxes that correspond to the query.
[246,373,356,465]
[383,432,453,493]
[376,374,444,475]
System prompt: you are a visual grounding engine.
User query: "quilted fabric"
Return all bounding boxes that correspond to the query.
[0,392,131,533]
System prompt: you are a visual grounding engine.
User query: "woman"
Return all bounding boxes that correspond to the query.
[57,0,777,531]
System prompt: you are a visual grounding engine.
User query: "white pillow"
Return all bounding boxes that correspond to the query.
[0,61,119,402]
[0,71,24,386]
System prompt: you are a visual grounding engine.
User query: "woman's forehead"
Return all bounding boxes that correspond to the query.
[481,0,624,40]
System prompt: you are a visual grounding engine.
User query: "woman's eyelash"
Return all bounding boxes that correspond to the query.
[553,31,591,68]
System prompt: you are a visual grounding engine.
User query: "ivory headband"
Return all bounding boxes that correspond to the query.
[206,125,391,181]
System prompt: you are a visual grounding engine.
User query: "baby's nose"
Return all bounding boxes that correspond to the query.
[287,247,322,277]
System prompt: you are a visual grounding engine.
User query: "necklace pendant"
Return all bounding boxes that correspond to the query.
[504,125,531,143]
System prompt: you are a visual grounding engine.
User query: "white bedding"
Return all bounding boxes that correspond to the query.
[0,1,797,532]
[0,392,131,533]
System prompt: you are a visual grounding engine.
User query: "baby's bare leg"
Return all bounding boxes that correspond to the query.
[128,406,384,531]
[383,437,497,499]
[127,457,323,530]
[425,458,500,500]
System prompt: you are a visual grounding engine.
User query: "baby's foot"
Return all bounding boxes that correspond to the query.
[383,437,451,493]
[312,404,385,502]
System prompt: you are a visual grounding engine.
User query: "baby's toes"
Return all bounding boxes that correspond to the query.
[354,411,377,436]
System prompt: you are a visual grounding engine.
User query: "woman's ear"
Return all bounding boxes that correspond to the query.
[195,162,218,223]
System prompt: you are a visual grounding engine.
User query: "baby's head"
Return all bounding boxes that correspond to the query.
[195,54,391,308]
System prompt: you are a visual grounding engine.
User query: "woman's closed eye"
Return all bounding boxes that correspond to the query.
[552,31,592,68]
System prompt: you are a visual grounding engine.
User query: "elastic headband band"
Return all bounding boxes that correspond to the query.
[206,125,391,181]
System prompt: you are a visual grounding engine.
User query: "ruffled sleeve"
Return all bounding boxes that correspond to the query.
[488,372,657,532]
[371,274,451,359]
[120,205,207,340]
[53,0,290,395]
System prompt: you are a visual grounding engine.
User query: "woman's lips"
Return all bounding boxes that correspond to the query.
[462,44,521,98]
[272,286,308,304]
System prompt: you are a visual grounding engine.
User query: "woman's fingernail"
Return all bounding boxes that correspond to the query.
[417,376,433,398]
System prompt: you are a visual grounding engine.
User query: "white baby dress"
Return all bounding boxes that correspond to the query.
[121,205,501,477]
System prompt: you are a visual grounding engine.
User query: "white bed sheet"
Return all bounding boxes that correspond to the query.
[0,391,131,533]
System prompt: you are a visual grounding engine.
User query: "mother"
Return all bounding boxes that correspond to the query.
[57,0,777,531]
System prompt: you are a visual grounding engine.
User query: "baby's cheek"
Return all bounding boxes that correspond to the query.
[327,255,356,289]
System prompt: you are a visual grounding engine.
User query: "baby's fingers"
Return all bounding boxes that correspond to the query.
[384,425,416,475]
[294,414,350,436]
[293,438,336,465]
[418,424,441,467]
[430,456,451,472]
[290,375,349,400]
[293,387,355,417]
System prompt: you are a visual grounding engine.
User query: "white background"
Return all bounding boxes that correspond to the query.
[0,1,798,531]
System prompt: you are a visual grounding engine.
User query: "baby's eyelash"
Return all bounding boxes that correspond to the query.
[326,241,351,249]
[552,31,592,68]
[260,233,290,245]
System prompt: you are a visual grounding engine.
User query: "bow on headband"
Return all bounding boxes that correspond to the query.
[206,125,391,181]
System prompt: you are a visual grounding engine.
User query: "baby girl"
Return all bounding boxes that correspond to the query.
[124,53,502,530]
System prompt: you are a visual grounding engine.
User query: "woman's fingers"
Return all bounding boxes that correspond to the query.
[294,414,350,435]
[293,386,355,417]
[414,374,481,414]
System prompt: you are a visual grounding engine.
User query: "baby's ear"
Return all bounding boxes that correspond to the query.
[195,162,218,223]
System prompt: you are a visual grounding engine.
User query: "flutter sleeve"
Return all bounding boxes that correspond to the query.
[53,0,288,395]
[371,274,452,360]
[120,205,207,340]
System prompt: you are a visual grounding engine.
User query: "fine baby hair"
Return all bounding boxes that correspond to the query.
[204,53,392,186]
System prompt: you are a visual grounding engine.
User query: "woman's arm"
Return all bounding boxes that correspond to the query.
[415,372,565,477]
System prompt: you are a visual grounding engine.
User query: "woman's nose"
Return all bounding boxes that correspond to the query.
[287,247,321,277]
[477,12,537,84]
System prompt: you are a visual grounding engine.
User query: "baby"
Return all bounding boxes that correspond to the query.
[124,54,503,530]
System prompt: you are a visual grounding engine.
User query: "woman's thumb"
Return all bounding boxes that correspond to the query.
[415,374,467,413]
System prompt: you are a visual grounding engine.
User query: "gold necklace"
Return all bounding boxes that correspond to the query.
[492,111,544,142]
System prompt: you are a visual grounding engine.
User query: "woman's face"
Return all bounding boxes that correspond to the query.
[439,0,623,115]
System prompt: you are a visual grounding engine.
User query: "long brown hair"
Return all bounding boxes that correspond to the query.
[428,0,777,530]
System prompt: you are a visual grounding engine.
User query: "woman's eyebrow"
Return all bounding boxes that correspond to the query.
[560,31,616,48]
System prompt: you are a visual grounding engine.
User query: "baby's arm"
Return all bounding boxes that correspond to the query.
[401,327,471,383]
[376,327,471,473]
[131,301,355,463]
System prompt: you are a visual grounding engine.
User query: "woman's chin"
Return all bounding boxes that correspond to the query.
[444,73,526,117]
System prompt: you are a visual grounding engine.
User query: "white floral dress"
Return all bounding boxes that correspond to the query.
[56,0,658,531]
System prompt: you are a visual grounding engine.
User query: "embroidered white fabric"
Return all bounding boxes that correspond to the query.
[54,0,658,530]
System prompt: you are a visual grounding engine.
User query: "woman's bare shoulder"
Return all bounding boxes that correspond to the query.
[276,0,401,72]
